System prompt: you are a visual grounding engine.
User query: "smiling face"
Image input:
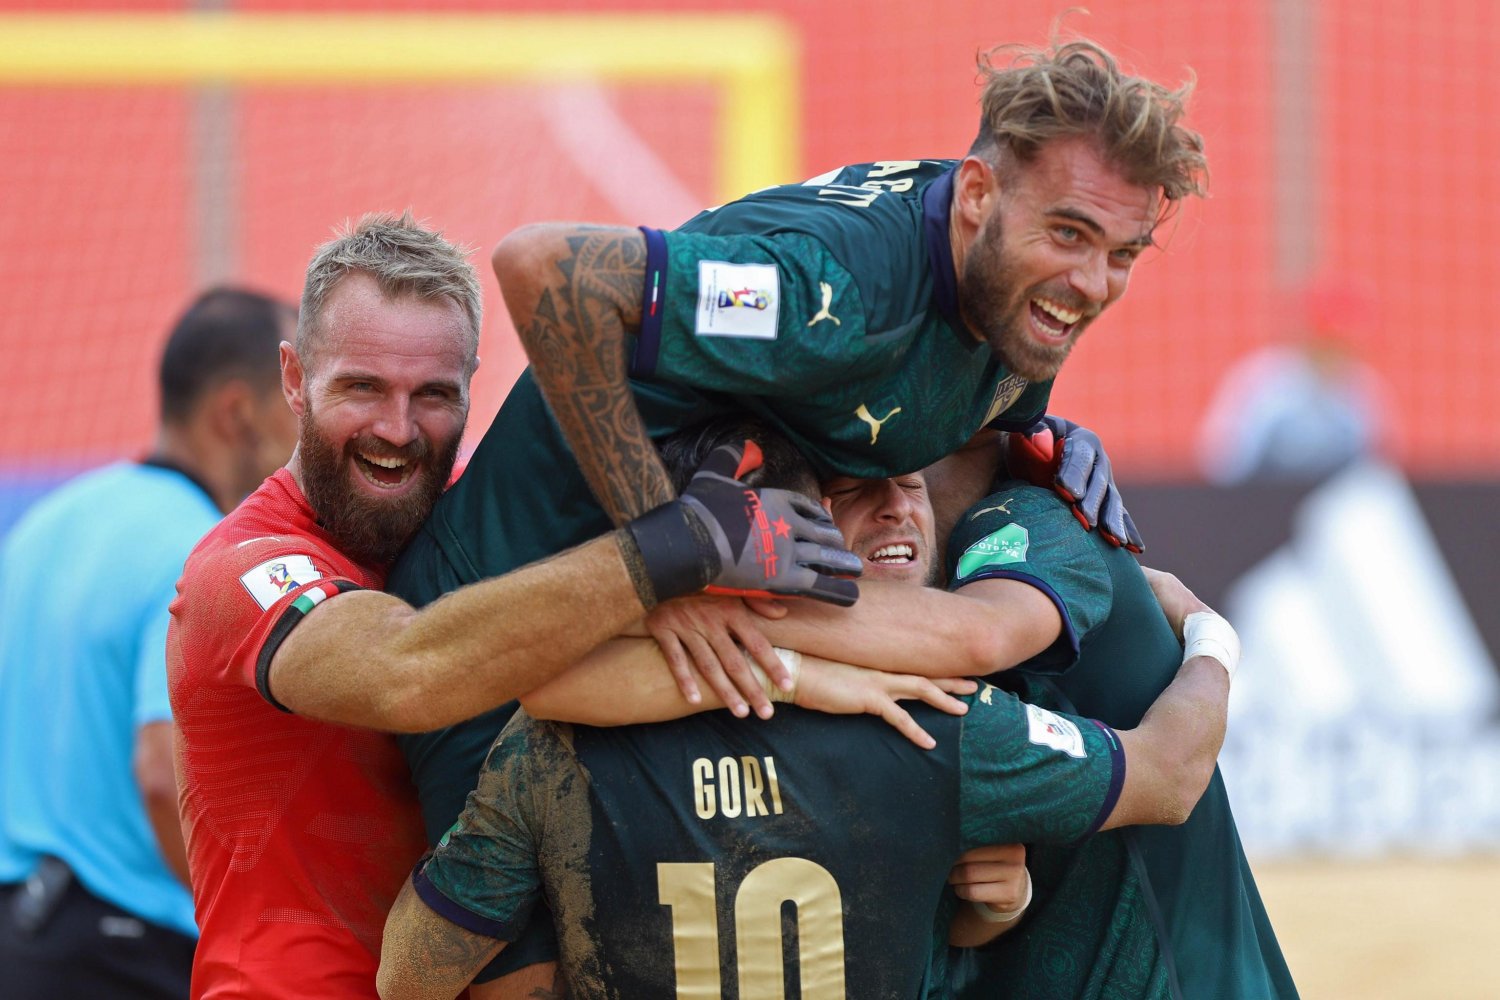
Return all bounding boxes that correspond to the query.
[958,136,1161,382]
[282,272,471,565]
[822,472,938,586]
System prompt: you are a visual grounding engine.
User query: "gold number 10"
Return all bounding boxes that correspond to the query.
[657,857,846,999]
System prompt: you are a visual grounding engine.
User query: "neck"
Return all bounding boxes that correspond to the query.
[153,424,238,515]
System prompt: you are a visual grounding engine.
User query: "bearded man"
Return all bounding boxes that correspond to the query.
[166,213,855,999]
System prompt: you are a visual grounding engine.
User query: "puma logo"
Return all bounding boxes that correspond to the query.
[979,683,995,705]
[854,403,902,445]
[807,282,842,328]
[969,501,1013,520]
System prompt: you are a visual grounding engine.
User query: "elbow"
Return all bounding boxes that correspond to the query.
[964,619,1018,676]
[1161,758,1216,826]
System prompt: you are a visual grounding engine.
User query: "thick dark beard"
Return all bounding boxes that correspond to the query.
[298,409,459,567]
[959,215,1076,383]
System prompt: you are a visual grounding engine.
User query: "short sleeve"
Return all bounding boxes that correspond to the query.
[173,536,364,712]
[415,720,549,940]
[957,682,1124,850]
[947,484,1114,674]
[632,226,896,395]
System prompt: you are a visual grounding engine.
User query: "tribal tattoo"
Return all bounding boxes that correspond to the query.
[519,229,674,525]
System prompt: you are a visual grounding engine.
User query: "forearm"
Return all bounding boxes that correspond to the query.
[378,878,504,1000]
[759,578,1059,678]
[1106,654,1228,829]
[134,722,189,886]
[492,223,672,524]
[274,534,649,731]
[523,637,700,725]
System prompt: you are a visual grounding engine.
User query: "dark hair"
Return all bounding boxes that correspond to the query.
[658,416,819,498]
[158,287,294,423]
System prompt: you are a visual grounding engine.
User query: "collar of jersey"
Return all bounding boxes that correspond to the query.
[922,167,981,352]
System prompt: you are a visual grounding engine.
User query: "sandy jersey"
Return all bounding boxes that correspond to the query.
[414,690,1121,1000]
[167,469,429,998]
[946,484,1298,1000]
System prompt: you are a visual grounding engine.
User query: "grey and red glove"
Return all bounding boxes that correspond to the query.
[625,441,862,606]
[1007,415,1144,553]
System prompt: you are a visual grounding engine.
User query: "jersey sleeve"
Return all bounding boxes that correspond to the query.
[947,484,1113,675]
[413,717,550,941]
[631,226,896,395]
[174,535,364,712]
[957,683,1125,850]
[985,379,1054,431]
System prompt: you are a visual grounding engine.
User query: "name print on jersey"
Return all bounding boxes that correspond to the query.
[692,755,784,820]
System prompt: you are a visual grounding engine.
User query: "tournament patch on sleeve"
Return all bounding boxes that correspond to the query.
[695,260,780,338]
[955,523,1031,580]
[1024,703,1087,758]
[238,554,322,611]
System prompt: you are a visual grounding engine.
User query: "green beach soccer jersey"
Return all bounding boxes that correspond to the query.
[946,483,1299,1000]
[633,159,1053,478]
[388,159,1053,855]
[413,690,1122,1000]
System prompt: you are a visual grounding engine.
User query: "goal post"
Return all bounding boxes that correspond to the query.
[0,12,800,205]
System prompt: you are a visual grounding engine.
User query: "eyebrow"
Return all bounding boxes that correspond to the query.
[1049,207,1156,248]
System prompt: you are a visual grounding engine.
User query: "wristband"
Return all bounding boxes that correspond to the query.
[971,872,1032,924]
[1183,611,1240,682]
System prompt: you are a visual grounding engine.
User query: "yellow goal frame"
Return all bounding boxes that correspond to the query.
[0,12,800,203]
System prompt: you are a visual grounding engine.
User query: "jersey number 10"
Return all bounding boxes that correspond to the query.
[658,858,846,998]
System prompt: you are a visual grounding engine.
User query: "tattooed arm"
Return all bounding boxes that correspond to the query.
[378,876,506,1000]
[493,224,672,524]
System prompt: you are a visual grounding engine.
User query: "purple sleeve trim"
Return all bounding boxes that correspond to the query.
[1081,720,1125,838]
[630,226,670,378]
[411,864,518,941]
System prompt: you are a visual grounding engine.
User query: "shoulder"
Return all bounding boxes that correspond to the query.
[949,483,1081,575]
[676,160,950,262]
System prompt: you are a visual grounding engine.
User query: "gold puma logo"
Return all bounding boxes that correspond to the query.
[854,403,902,445]
[807,282,842,327]
[969,501,1013,520]
[979,683,995,705]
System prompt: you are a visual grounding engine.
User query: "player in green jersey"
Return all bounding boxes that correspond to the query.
[940,442,1298,1000]
[376,429,1236,1000]
[388,26,1208,834]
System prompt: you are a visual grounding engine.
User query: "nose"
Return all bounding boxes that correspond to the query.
[873,479,915,523]
[370,396,419,449]
[1069,251,1110,305]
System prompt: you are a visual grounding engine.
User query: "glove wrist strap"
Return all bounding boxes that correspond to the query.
[623,500,720,607]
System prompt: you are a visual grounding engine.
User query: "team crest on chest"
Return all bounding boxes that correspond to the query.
[982,374,1030,425]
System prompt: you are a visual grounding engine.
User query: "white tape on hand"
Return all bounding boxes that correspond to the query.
[1183,611,1240,683]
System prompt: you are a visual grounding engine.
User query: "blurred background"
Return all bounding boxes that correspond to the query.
[2,0,1497,995]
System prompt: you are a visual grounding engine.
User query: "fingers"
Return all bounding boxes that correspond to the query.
[733,621,792,695]
[875,700,937,750]
[649,626,701,705]
[896,677,970,718]
[793,540,863,579]
[678,628,753,719]
[932,676,979,696]
[743,596,787,620]
[802,574,860,607]
[708,629,775,720]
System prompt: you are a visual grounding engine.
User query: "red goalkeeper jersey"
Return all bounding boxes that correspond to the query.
[167,469,428,998]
